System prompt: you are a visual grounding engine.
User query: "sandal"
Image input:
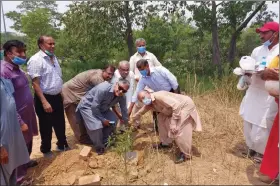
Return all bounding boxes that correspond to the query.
[241,149,256,158]
[253,153,263,164]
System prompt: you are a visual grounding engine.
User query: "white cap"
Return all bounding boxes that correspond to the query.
[239,56,256,71]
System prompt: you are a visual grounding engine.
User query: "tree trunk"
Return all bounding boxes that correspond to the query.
[211,1,222,77]
[124,1,134,58]
[227,1,266,63]
[228,32,237,64]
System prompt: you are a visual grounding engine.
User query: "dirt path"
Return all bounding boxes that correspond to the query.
[28,95,269,185]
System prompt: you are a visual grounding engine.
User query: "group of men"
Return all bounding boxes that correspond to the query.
[0,36,202,185]
[238,21,279,183]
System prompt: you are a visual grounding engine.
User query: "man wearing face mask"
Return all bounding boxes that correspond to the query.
[239,22,279,163]
[128,59,180,129]
[0,40,38,184]
[129,38,162,128]
[76,80,130,155]
[27,35,70,158]
[62,65,116,144]
[131,90,202,163]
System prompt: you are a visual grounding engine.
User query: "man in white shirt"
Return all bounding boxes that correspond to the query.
[240,22,279,163]
[111,61,135,131]
[129,38,162,82]
[129,38,162,128]
[27,35,70,158]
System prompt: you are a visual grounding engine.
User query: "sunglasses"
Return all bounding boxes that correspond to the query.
[118,84,127,93]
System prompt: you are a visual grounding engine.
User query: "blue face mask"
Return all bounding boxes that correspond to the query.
[45,50,54,56]
[12,56,27,65]
[263,33,276,47]
[142,97,152,105]
[137,46,146,54]
[263,40,272,47]
[139,69,148,77]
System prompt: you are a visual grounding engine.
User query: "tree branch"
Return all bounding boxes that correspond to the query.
[236,1,265,33]
[216,2,223,7]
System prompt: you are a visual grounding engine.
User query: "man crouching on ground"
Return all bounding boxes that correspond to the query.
[131,90,202,163]
[76,80,129,155]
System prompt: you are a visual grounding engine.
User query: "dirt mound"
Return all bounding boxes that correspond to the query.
[27,93,268,185]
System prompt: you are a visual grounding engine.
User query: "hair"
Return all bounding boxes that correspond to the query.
[118,79,130,87]
[37,35,53,49]
[3,40,26,56]
[135,38,146,46]
[103,64,116,72]
[118,60,129,67]
[136,59,148,68]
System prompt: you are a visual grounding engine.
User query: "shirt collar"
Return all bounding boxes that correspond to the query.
[136,51,147,57]
[2,60,19,71]
[109,83,115,93]
[270,43,279,51]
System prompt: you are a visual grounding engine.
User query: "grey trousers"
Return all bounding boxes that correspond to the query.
[82,110,117,150]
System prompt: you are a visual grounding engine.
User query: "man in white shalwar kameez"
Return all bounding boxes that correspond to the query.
[239,22,279,163]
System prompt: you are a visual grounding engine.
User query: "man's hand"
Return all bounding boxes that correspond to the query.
[261,68,279,81]
[102,120,110,127]
[43,101,53,113]
[21,123,29,132]
[0,147,8,164]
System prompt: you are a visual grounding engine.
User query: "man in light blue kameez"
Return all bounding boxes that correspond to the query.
[76,79,130,155]
[0,78,30,185]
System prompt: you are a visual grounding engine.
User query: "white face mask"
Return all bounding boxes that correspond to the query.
[142,96,152,105]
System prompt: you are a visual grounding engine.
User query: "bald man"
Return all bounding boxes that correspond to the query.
[132,90,202,163]
[111,60,135,108]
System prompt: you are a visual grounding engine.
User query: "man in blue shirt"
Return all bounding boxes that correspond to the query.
[128,59,180,131]
[76,79,130,155]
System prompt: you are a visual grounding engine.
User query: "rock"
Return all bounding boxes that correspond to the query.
[67,175,77,185]
[89,160,98,169]
[125,151,144,166]
[78,174,101,185]
[79,146,92,160]
[129,169,138,182]
[71,170,85,177]
[157,168,162,173]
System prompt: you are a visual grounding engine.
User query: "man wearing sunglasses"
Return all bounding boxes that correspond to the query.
[76,79,130,155]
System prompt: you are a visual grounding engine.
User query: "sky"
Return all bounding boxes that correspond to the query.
[1,1,279,33]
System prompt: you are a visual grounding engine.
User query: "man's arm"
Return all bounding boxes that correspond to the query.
[119,96,128,124]
[131,105,152,122]
[126,72,135,105]
[261,68,279,81]
[129,56,135,74]
[128,79,145,115]
[32,78,53,113]
[112,105,122,119]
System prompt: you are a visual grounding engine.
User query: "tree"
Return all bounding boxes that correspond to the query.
[219,1,267,63]
[5,1,60,33]
[21,8,59,56]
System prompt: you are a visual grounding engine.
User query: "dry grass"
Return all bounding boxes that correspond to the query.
[27,88,269,185]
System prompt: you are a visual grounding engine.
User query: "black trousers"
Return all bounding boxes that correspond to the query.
[153,86,181,132]
[34,93,68,153]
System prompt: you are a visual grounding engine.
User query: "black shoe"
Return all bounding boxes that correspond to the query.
[175,153,185,164]
[27,160,38,168]
[96,148,105,155]
[152,142,171,149]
